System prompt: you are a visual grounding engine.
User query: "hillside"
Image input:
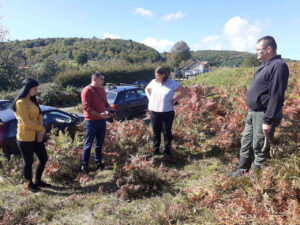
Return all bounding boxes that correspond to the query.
[6,38,162,64]
[0,63,299,224]
[192,50,255,67]
[192,50,297,67]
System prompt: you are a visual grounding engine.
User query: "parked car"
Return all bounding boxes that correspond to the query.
[0,100,13,111]
[132,80,149,88]
[105,85,148,120]
[0,105,84,154]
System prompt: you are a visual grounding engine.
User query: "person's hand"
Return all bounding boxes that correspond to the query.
[262,123,272,136]
[99,112,110,120]
[172,98,178,106]
[37,131,45,142]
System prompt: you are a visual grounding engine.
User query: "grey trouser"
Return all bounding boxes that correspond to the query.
[239,110,282,170]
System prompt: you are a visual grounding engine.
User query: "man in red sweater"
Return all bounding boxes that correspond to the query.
[81,71,111,173]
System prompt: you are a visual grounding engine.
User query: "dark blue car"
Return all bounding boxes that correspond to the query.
[106,85,148,120]
[0,105,83,154]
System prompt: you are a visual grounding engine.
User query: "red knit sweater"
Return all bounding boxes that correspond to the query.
[81,85,109,120]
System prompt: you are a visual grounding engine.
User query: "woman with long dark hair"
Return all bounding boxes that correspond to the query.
[145,66,187,157]
[12,78,50,192]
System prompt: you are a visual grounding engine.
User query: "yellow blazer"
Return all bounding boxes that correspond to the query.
[15,98,45,142]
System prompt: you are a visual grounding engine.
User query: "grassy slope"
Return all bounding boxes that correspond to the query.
[0,63,299,225]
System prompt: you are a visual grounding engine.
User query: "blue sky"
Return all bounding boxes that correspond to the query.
[1,0,300,59]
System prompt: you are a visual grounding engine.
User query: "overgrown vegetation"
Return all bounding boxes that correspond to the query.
[0,63,299,224]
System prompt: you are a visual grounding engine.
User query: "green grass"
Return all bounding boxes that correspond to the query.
[0,155,223,224]
[182,67,255,90]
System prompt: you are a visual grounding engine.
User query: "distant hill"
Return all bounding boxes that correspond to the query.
[192,50,255,67]
[6,37,162,64]
[192,50,297,67]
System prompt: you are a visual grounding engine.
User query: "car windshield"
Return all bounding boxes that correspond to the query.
[106,92,117,105]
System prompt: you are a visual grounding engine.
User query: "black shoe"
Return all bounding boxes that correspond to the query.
[34,180,52,188]
[227,169,248,177]
[81,165,89,174]
[28,181,40,193]
[96,163,105,171]
[163,150,171,156]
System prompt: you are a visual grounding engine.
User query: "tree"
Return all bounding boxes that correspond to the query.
[242,55,260,67]
[0,22,28,90]
[75,52,88,65]
[39,58,59,82]
[167,41,191,70]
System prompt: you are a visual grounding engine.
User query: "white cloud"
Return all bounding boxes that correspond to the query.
[104,32,121,39]
[202,35,220,42]
[141,37,175,52]
[162,11,184,21]
[193,35,223,50]
[134,8,153,17]
[224,16,261,51]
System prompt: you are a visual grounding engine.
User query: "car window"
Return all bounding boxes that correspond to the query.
[136,89,147,99]
[42,111,72,125]
[115,92,125,103]
[106,92,117,105]
[125,90,138,101]
[0,102,12,111]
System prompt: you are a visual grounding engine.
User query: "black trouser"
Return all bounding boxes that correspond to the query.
[150,111,175,153]
[17,140,48,182]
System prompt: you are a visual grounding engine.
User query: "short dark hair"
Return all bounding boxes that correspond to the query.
[155,66,169,82]
[91,71,103,80]
[257,36,277,52]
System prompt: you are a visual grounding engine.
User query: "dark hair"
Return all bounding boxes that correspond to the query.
[91,71,104,80]
[257,36,277,52]
[155,66,169,82]
[11,78,41,113]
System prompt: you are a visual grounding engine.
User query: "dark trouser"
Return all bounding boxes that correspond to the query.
[239,110,282,170]
[150,111,175,153]
[82,120,106,167]
[16,140,48,182]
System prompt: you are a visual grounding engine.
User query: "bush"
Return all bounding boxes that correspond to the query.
[102,119,151,166]
[37,83,80,106]
[54,63,163,88]
[114,155,167,200]
[0,153,24,185]
[44,129,84,183]
[0,89,18,101]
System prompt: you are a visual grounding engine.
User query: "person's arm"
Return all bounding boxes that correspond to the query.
[36,114,46,142]
[172,86,187,105]
[16,101,45,132]
[263,63,289,135]
[103,91,111,110]
[145,81,153,100]
[145,87,151,100]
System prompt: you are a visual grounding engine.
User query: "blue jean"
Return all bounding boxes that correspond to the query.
[82,120,106,167]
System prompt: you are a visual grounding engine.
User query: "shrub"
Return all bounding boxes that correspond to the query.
[114,155,167,200]
[0,153,24,185]
[37,83,80,106]
[102,119,151,166]
[44,128,84,182]
[54,63,161,88]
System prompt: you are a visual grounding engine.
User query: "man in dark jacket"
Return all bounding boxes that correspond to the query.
[228,36,289,177]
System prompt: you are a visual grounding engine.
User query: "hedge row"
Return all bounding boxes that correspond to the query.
[54,64,164,88]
